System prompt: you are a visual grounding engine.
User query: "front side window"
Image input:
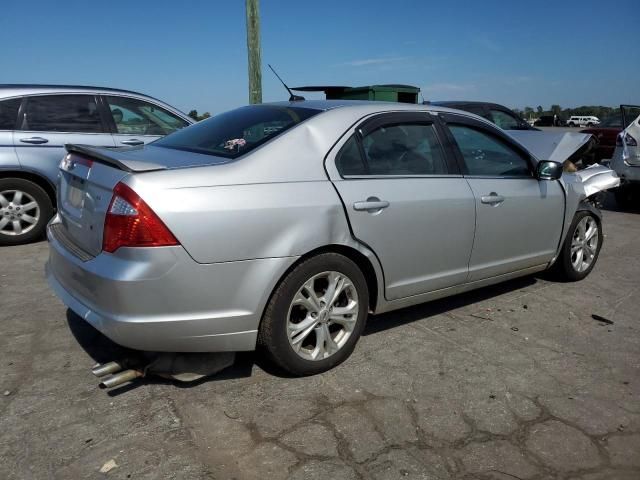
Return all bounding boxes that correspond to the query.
[357,123,447,175]
[105,96,189,136]
[23,95,103,133]
[489,110,521,130]
[0,98,21,130]
[449,125,531,177]
[155,105,320,159]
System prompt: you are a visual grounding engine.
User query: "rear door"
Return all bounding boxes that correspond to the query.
[103,95,190,147]
[442,113,565,281]
[328,112,476,300]
[14,94,115,184]
[0,97,21,171]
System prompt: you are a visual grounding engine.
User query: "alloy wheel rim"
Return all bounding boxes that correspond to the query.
[571,216,598,273]
[0,190,40,236]
[286,271,359,361]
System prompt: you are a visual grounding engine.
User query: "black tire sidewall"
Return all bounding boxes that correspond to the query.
[0,178,53,246]
[259,253,369,376]
[559,211,603,281]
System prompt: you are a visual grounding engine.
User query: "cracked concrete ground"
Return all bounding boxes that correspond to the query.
[1,202,639,479]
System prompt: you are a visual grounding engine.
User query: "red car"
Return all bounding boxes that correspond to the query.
[581,116,623,162]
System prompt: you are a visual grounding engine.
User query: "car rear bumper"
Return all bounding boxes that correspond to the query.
[46,218,297,352]
[611,150,640,183]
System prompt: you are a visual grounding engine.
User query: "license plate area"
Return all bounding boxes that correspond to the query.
[66,176,86,210]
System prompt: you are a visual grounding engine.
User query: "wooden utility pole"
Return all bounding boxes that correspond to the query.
[245,0,262,104]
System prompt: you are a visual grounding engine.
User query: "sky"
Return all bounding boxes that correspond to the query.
[1,0,639,115]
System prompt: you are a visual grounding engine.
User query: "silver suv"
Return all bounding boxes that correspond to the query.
[0,85,193,245]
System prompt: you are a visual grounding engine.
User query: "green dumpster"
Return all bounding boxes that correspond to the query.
[291,84,420,104]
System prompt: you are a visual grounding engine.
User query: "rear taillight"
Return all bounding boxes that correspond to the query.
[103,182,178,253]
[624,132,638,147]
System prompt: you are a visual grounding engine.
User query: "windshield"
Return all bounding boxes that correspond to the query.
[154,105,320,158]
[598,116,622,128]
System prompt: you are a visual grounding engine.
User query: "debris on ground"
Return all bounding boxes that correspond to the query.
[592,314,613,325]
[3,390,10,396]
[511,327,519,331]
[99,459,118,474]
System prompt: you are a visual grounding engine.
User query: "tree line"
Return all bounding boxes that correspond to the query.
[188,110,212,121]
[513,105,618,120]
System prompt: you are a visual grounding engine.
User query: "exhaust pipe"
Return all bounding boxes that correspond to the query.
[98,369,143,389]
[91,361,124,378]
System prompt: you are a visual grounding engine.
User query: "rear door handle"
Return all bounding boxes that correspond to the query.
[120,139,144,146]
[481,192,505,205]
[353,197,390,212]
[19,137,49,145]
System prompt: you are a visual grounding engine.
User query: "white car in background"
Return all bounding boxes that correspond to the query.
[566,116,600,127]
[611,105,640,208]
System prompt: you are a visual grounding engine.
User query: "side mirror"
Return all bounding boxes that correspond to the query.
[536,160,562,180]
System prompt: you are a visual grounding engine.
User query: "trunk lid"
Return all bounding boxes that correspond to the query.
[56,145,168,257]
[56,144,230,257]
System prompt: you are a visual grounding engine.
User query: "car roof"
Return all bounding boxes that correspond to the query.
[263,99,465,115]
[0,84,159,101]
[429,100,508,110]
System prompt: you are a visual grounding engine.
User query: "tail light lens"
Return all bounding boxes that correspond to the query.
[103,182,178,253]
[624,132,638,147]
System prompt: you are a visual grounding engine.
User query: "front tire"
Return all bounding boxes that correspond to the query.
[0,178,53,246]
[553,211,602,281]
[258,253,369,376]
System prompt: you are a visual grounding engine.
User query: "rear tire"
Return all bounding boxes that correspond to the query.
[0,178,53,246]
[553,211,602,281]
[258,253,369,376]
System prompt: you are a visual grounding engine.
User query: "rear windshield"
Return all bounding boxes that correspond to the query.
[154,105,320,159]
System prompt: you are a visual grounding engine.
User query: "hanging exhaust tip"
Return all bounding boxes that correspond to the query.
[98,369,143,389]
[91,361,124,378]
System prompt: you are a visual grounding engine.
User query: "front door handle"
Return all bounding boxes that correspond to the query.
[19,136,49,145]
[481,192,505,205]
[120,139,144,146]
[353,197,390,212]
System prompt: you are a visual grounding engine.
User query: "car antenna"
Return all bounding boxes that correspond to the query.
[268,64,305,102]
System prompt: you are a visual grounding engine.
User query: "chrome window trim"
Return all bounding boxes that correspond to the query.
[340,174,465,180]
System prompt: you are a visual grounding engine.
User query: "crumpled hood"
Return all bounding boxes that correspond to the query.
[508,130,594,162]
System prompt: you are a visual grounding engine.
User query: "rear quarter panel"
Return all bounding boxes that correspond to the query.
[124,113,368,264]
[135,179,352,264]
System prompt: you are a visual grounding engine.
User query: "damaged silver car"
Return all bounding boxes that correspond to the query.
[46,101,619,377]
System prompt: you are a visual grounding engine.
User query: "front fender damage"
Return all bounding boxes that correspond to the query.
[554,164,620,260]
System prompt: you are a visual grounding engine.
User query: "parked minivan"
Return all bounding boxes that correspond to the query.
[566,116,600,127]
[0,85,193,245]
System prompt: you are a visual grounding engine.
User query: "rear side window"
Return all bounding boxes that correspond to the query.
[489,110,520,130]
[449,125,531,177]
[0,98,21,130]
[23,95,103,133]
[336,136,367,175]
[155,105,320,159]
[336,123,447,176]
[104,95,189,136]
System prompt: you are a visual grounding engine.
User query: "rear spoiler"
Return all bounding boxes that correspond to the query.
[65,144,167,173]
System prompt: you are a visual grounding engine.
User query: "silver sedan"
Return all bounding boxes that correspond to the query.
[47,100,609,375]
